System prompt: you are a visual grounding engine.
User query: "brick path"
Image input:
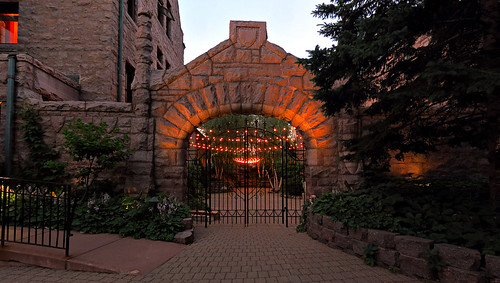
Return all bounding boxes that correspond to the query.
[0,224,420,282]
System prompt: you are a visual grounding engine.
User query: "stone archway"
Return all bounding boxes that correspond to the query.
[149,21,355,200]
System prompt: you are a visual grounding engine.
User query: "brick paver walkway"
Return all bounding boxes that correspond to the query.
[0,224,420,282]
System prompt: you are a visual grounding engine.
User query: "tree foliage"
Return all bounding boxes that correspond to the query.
[300,0,500,166]
[62,119,132,194]
[299,0,500,202]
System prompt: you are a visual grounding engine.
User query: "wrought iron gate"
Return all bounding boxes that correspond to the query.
[187,119,305,227]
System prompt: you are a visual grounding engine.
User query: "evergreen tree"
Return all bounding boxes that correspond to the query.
[299,0,500,203]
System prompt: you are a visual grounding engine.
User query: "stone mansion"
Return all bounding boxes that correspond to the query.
[0,0,486,199]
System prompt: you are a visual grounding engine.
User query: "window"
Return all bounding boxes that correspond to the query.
[157,0,172,38]
[0,3,18,44]
[157,47,164,69]
[165,0,172,38]
[125,63,135,103]
[127,0,137,23]
[158,0,165,27]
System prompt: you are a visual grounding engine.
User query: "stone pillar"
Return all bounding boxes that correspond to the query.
[124,10,155,195]
[133,10,153,115]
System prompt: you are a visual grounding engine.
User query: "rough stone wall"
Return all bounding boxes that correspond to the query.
[1,0,183,102]
[308,212,500,282]
[12,54,80,102]
[11,100,137,191]
[13,0,117,100]
[0,53,81,175]
[148,21,344,199]
[150,0,184,70]
[0,53,150,192]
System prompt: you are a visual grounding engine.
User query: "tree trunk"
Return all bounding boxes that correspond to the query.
[480,0,500,206]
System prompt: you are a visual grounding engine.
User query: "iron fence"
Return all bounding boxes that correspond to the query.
[0,177,74,256]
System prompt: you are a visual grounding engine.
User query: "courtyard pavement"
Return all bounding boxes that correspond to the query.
[0,224,420,282]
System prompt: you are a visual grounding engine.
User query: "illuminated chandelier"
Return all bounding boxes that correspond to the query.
[233,157,262,164]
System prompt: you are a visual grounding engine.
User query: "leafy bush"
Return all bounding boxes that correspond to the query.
[363,244,379,266]
[308,176,500,255]
[19,107,68,182]
[62,119,132,195]
[72,193,191,241]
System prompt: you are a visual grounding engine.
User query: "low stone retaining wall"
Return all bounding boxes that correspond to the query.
[306,212,500,282]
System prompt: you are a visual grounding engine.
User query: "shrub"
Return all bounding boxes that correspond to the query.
[308,176,500,255]
[62,119,132,196]
[72,193,191,241]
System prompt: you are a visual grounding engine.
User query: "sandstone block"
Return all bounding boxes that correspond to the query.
[186,54,211,76]
[376,247,399,267]
[323,218,348,235]
[126,162,153,175]
[438,266,486,283]
[435,243,481,271]
[181,218,193,230]
[318,228,335,244]
[351,239,368,256]
[307,222,320,240]
[485,254,500,278]
[399,254,433,279]
[395,235,433,258]
[260,45,283,64]
[349,227,368,241]
[333,231,352,250]
[311,213,323,225]
[367,229,398,249]
[174,229,194,245]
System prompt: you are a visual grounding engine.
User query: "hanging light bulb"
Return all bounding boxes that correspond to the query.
[233,157,262,164]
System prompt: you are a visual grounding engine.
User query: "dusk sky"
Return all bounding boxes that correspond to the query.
[179,1,333,63]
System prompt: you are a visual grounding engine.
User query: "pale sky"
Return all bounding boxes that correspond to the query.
[179,1,333,63]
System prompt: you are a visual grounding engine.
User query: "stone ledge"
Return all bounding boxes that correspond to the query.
[306,212,498,282]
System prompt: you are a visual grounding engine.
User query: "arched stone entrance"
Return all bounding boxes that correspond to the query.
[149,21,354,200]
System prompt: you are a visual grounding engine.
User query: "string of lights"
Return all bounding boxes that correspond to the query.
[189,128,304,152]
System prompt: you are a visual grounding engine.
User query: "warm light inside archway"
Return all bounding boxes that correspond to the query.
[233,157,262,164]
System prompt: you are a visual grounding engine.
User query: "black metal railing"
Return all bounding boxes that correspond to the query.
[0,177,74,256]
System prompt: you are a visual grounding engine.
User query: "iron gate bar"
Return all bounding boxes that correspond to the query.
[187,119,305,227]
